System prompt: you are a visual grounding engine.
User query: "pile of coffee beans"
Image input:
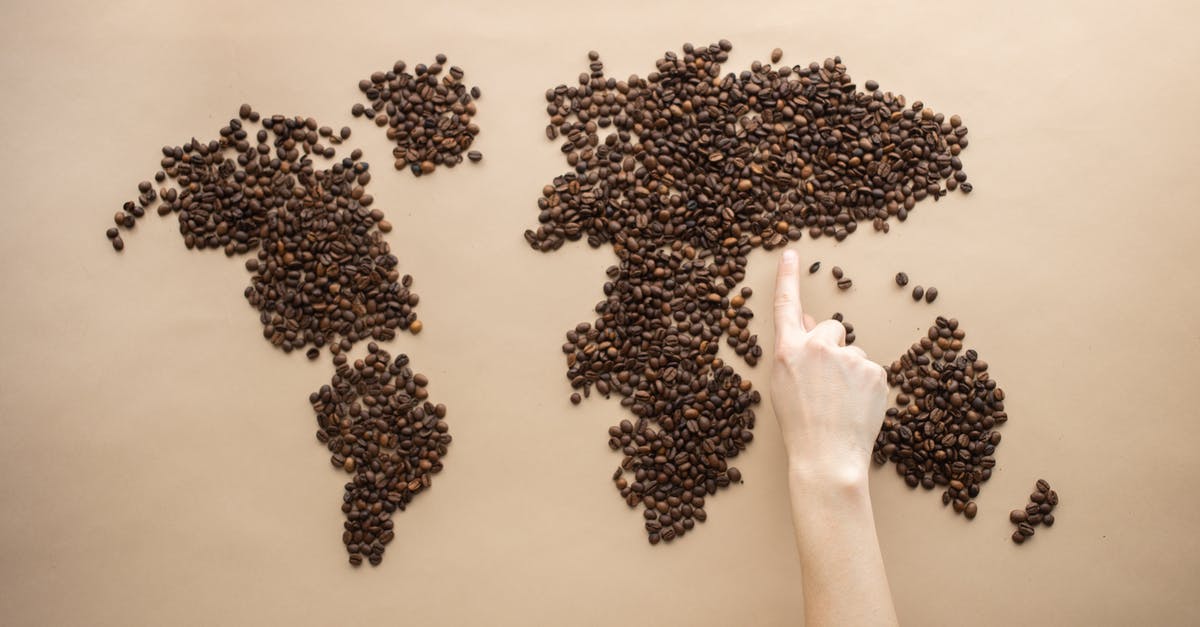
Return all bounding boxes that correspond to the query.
[310,343,451,565]
[107,106,421,358]
[527,41,971,543]
[352,55,482,175]
[874,316,1004,520]
[1009,479,1058,544]
[109,105,442,566]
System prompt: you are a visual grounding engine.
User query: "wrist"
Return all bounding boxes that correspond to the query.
[787,458,871,496]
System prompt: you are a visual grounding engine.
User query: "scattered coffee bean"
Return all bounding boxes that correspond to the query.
[874,317,1004,521]
[925,287,938,303]
[467,150,482,162]
[809,261,821,274]
[837,278,853,290]
[912,286,924,301]
[105,228,119,240]
[306,347,320,360]
[111,236,124,251]
[1009,479,1058,544]
[529,41,970,545]
[354,56,481,175]
[895,272,908,287]
[311,344,451,566]
[832,266,844,279]
[770,48,782,63]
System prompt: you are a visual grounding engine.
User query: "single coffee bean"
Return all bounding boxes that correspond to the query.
[925,287,938,303]
[106,228,119,240]
[895,272,908,286]
[1010,509,1027,523]
[1011,530,1026,544]
[306,348,319,360]
[770,48,782,63]
[409,320,424,334]
[1043,513,1055,526]
[912,286,924,301]
[468,151,482,162]
[570,393,582,405]
[964,501,978,519]
[1018,522,1035,537]
[728,467,742,482]
[837,278,852,290]
[832,266,844,279]
[111,236,124,251]
[865,79,879,91]
[809,261,821,274]
[1036,479,1050,493]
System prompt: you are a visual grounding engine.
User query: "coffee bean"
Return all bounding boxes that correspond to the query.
[728,467,742,482]
[809,261,821,274]
[468,151,482,162]
[1043,514,1054,526]
[837,278,852,290]
[1036,479,1050,493]
[912,286,924,301]
[895,272,908,287]
[832,266,844,279]
[1010,509,1027,523]
[111,236,124,251]
[105,228,119,240]
[964,501,977,519]
[770,48,782,63]
[925,287,938,303]
[570,393,582,405]
[306,347,319,360]
[409,320,424,334]
[533,41,971,545]
[1011,530,1026,544]
[1018,522,1035,537]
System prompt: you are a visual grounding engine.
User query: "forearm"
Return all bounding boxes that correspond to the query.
[788,470,898,627]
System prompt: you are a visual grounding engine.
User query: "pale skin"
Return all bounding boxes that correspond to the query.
[771,249,899,627]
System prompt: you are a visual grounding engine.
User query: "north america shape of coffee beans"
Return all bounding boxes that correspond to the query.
[526,41,971,545]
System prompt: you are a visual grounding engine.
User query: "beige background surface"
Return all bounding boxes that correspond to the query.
[1,0,1198,625]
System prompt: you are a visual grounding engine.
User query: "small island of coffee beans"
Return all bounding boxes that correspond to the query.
[353,55,482,176]
[1010,479,1059,544]
[874,317,1004,519]
[528,41,972,545]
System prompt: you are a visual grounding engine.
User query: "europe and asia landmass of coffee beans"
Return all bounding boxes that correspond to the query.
[525,40,979,545]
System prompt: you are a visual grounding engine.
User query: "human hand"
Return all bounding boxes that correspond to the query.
[770,249,889,488]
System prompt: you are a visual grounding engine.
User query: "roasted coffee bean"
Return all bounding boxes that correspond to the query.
[1011,530,1026,544]
[728,467,742,482]
[306,347,320,360]
[912,286,924,301]
[925,287,938,303]
[354,56,481,175]
[1043,513,1055,526]
[809,261,821,274]
[111,236,124,251]
[105,228,119,240]
[531,42,970,545]
[1036,479,1050,493]
[570,392,582,405]
[874,318,1005,521]
[837,278,853,290]
[311,346,451,566]
[770,48,782,63]
[1018,522,1035,537]
[832,266,844,279]
[895,272,908,287]
[1010,509,1027,523]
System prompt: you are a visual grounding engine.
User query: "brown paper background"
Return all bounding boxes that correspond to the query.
[1,0,1198,625]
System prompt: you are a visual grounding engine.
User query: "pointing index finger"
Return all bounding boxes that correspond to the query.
[773,249,806,340]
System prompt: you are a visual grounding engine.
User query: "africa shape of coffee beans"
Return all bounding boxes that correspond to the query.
[526,41,971,544]
[353,54,482,176]
[108,106,421,357]
[874,317,1005,520]
[310,343,450,566]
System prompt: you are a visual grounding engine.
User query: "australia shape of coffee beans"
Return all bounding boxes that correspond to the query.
[108,54,478,567]
[525,41,971,545]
